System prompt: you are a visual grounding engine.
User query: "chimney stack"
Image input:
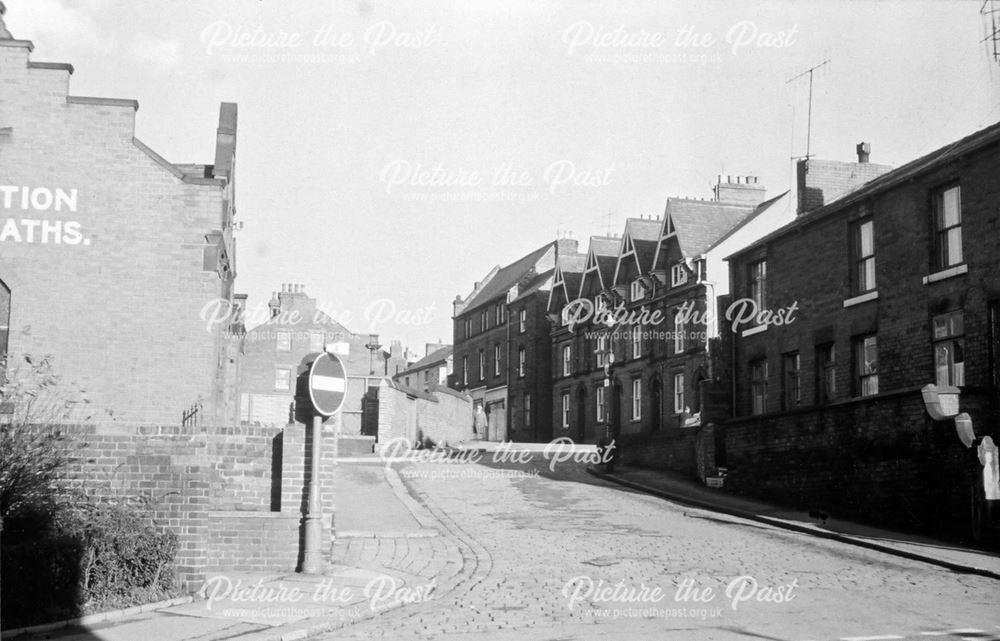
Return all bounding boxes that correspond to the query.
[713,174,767,206]
[856,142,871,163]
[796,145,892,216]
[556,236,579,257]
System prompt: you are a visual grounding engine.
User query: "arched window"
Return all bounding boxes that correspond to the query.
[0,278,10,367]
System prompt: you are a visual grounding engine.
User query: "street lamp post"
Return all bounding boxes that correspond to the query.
[596,289,623,471]
[364,333,381,376]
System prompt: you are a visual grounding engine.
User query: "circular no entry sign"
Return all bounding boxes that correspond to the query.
[308,352,346,416]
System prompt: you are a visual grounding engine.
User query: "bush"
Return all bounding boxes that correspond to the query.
[1,355,178,629]
[62,503,179,612]
[1,354,90,522]
[1,502,179,629]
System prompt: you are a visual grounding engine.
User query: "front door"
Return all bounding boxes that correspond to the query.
[487,400,506,441]
[360,387,379,438]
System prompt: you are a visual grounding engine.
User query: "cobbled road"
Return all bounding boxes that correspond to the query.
[326,455,999,641]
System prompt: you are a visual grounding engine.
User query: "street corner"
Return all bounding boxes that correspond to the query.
[165,566,438,629]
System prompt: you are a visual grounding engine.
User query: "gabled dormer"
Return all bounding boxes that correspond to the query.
[652,194,762,292]
[576,236,619,325]
[547,253,587,324]
[611,217,661,302]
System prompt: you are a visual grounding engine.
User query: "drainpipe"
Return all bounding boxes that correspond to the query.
[506,300,512,442]
[700,278,717,381]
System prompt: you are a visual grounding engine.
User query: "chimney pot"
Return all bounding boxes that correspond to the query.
[856,142,871,163]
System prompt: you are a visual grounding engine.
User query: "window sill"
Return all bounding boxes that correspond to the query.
[843,290,878,308]
[922,264,968,285]
[741,324,767,338]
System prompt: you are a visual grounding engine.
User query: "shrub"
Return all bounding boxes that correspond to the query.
[1,503,179,629]
[0,356,178,629]
[0,354,90,522]
[61,503,179,612]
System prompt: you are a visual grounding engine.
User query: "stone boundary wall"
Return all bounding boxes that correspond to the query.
[377,380,474,449]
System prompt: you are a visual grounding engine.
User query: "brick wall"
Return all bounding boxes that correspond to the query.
[508,293,554,441]
[57,419,338,589]
[722,390,989,536]
[0,39,237,426]
[619,428,699,475]
[205,512,300,574]
[725,129,1000,538]
[279,420,338,554]
[796,158,893,214]
[240,392,293,428]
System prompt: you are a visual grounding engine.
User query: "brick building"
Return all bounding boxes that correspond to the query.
[546,182,793,471]
[450,238,579,442]
[239,283,408,438]
[392,344,453,392]
[0,8,329,589]
[0,13,239,425]
[547,249,588,441]
[724,124,1000,538]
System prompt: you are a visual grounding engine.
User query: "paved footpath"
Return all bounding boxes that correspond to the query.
[5,459,447,641]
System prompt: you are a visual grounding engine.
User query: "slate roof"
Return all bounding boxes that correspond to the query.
[509,269,555,304]
[396,345,453,376]
[666,200,757,258]
[460,243,553,314]
[619,218,661,275]
[556,254,587,298]
[583,236,620,292]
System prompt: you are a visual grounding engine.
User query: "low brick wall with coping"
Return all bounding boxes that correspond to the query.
[56,420,335,590]
[720,388,995,538]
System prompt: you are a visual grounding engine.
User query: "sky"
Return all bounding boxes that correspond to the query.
[6,0,999,352]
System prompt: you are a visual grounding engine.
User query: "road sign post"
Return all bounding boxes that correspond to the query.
[300,352,346,575]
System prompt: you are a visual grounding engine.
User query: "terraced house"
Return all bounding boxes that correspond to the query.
[547,178,793,476]
[724,125,1000,540]
[450,238,579,442]
[548,235,620,445]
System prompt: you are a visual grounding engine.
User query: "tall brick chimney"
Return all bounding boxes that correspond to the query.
[212,103,238,181]
[796,146,892,216]
[276,283,315,318]
[713,175,767,206]
[556,237,579,257]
